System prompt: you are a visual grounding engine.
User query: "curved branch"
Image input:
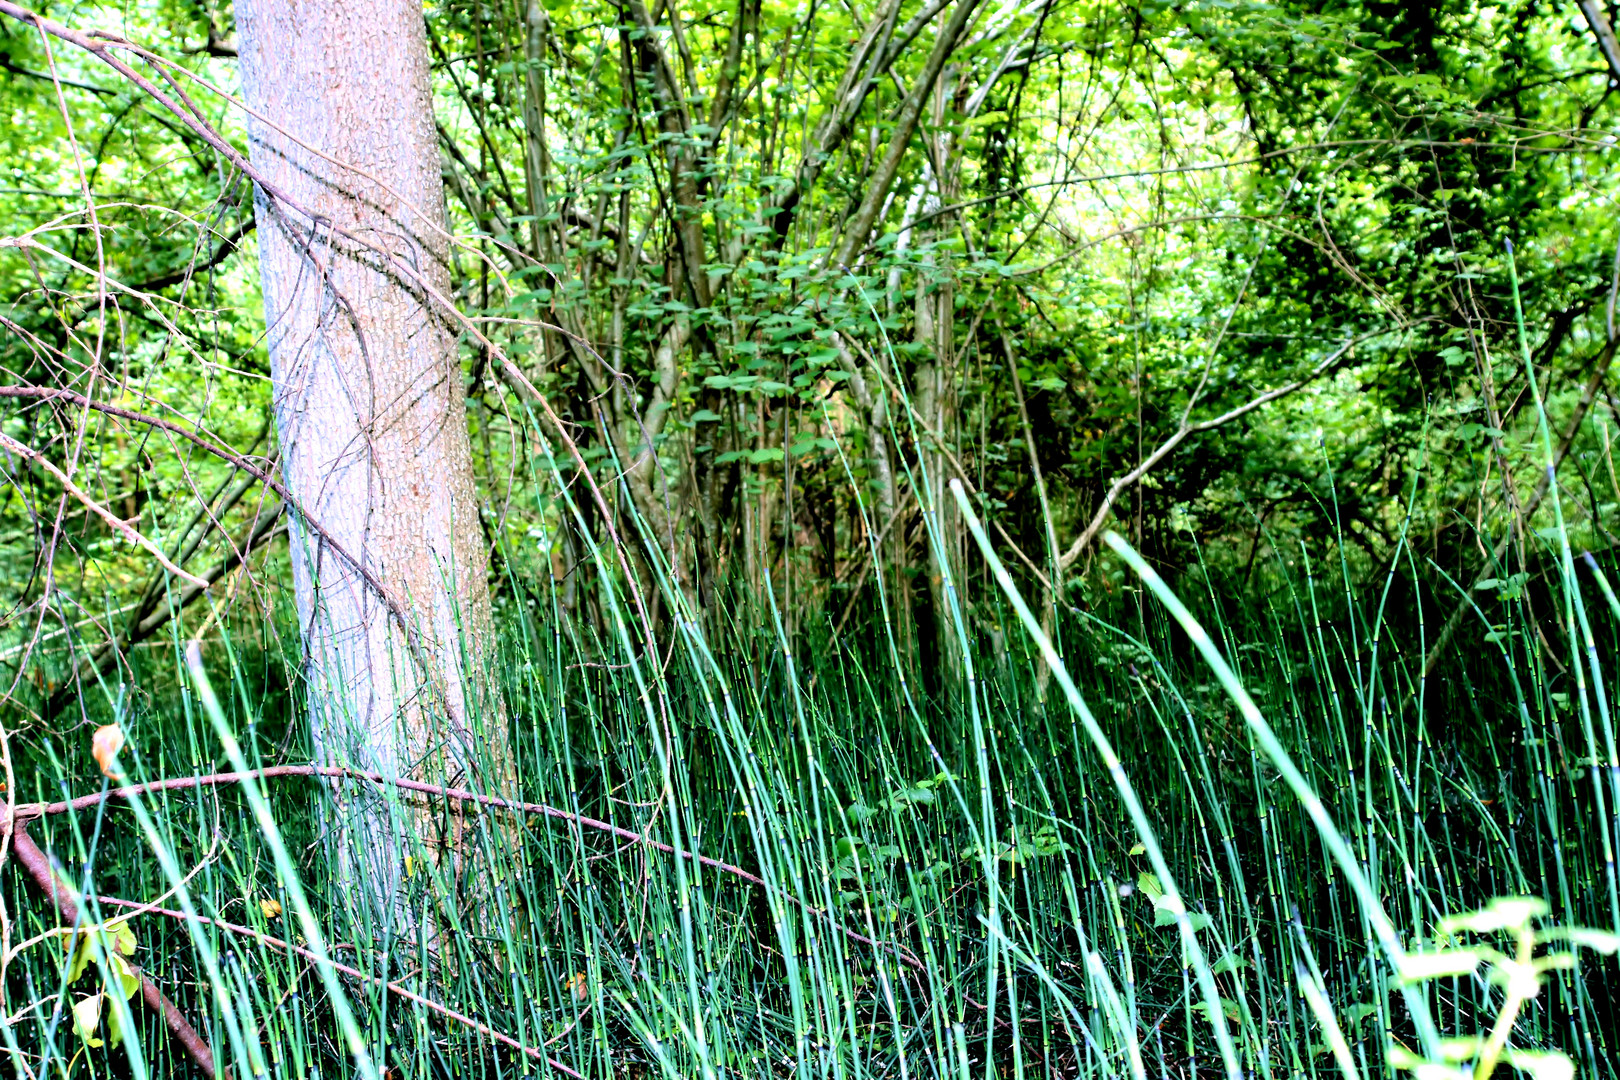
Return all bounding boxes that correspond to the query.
[1057,332,1370,569]
[12,763,925,975]
[6,821,215,1077]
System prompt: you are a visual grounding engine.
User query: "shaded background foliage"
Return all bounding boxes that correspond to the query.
[4,0,1620,689]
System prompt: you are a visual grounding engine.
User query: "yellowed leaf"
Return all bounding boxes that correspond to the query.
[72,994,103,1047]
[259,898,283,920]
[108,919,136,957]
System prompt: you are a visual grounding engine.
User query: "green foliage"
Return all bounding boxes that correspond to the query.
[5,0,1620,1076]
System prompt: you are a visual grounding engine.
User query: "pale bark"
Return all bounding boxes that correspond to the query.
[236,0,503,906]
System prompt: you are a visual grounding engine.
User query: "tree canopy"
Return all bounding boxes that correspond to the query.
[5,0,1619,697]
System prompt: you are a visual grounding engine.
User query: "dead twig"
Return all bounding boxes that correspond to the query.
[91,896,582,1079]
[1057,331,1378,568]
[5,821,214,1077]
[13,763,926,974]
[0,430,209,588]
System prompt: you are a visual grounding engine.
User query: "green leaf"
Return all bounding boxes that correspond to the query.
[1128,842,1146,855]
[887,786,935,810]
[1538,927,1620,954]
[65,934,96,985]
[1435,1037,1485,1062]
[1386,1044,1470,1079]
[844,803,877,825]
[1343,1003,1378,1026]
[704,373,761,392]
[1455,423,1504,441]
[1189,997,1241,1023]
[1501,1051,1575,1080]
[1438,896,1548,935]
[1394,948,1487,982]
[110,920,135,958]
[748,447,784,464]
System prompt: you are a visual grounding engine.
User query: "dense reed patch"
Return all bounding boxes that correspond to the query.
[5,459,1619,1080]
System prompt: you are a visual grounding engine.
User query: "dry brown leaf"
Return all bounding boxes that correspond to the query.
[91,725,125,779]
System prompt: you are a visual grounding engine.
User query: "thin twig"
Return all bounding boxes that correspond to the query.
[0,431,209,588]
[1057,330,1379,567]
[13,764,927,973]
[91,896,583,1078]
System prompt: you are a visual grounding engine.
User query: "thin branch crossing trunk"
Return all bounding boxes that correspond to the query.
[235,0,507,913]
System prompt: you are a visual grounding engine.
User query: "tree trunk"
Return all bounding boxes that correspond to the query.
[914,68,964,680]
[235,0,505,912]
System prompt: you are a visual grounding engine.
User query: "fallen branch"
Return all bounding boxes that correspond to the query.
[13,764,926,974]
[92,896,582,1078]
[6,821,214,1077]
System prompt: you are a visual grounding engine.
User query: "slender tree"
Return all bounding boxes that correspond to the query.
[235,0,505,903]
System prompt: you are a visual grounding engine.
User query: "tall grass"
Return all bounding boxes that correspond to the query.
[5,302,1620,1077]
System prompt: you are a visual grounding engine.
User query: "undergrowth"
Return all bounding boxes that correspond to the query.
[3,255,1619,1080]
[4,482,1619,1080]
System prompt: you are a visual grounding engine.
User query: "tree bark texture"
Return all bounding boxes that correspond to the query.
[235,0,503,902]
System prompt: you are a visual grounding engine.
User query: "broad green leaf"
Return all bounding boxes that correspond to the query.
[1501,1051,1575,1080]
[110,953,140,1000]
[1136,871,1164,901]
[1189,997,1241,1023]
[1537,927,1620,954]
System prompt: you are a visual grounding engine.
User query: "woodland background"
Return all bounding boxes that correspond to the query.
[9,0,1619,690]
[2,0,1620,1078]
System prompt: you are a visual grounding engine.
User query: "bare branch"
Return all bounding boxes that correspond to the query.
[0,430,209,587]
[1578,0,1620,86]
[1057,333,1370,569]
